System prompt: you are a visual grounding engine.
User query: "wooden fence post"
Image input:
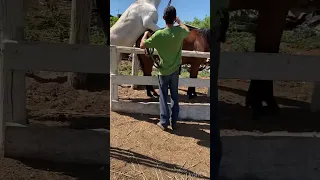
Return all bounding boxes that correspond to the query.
[0,0,27,152]
[110,46,119,101]
[131,52,139,89]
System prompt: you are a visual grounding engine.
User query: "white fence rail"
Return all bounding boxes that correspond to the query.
[110,45,320,120]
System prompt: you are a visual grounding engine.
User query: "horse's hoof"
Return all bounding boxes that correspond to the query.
[152,94,159,99]
[147,93,154,98]
[188,94,196,99]
[267,106,280,116]
[152,92,159,98]
[252,113,260,120]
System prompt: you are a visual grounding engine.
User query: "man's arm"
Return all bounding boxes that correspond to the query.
[140,31,159,49]
[175,17,190,38]
[140,31,150,49]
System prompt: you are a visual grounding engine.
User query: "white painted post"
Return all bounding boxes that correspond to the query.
[110,46,119,101]
[310,83,320,112]
[131,52,139,89]
[0,0,27,127]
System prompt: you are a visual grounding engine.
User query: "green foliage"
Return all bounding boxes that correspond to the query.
[184,15,210,29]
[110,16,119,27]
[281,27,320,50]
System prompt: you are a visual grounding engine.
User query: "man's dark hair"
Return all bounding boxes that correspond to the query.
[163,6,176,24]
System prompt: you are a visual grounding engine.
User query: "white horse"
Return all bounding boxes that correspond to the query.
[110,0,162,47]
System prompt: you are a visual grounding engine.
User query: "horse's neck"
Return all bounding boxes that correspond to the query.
[137,0,161,8]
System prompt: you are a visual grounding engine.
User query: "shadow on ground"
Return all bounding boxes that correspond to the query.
[29,114,110,130]
[115,112,210,148]
[219,175,266,180]
[11,158,109,180]
[110,147,209,179]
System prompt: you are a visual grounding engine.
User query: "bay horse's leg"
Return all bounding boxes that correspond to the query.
[139,54,159,98]
[248,3,287,119]
[188,60,202,99]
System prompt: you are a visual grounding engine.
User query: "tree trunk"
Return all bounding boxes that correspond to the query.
[247,3,289,118]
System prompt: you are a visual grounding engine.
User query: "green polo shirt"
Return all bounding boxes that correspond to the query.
[144,26,190,75]
[212,0,229,29]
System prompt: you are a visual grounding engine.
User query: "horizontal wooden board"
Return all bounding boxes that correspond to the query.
[3,42,110,73]
[5,123,109,164]
[219,52,320,81]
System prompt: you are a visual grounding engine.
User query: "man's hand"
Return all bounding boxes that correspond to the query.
[140,31,151,49]
[144,31,151,38]
[176,17,189,32]
[175,17,182,25]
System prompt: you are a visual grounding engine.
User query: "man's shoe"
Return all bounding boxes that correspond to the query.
[157,122,167,131]
[170,121,177,130]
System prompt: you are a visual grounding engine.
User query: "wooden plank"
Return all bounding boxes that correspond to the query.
[3,42,109,73]
[0,0,28,144]
[219,52,320,81]
[111,100,210,120]
[114,45,210,59]
[111,74,210,87]
[110,46,118,101]
[5,123,109,164]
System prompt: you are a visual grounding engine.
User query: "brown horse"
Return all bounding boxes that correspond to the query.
[136,25,210,99]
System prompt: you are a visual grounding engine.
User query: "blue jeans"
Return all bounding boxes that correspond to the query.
[158,70,180,127]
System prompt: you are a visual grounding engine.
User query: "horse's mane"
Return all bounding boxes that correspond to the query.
[197,28,211,48]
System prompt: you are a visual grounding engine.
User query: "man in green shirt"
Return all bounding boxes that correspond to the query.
[140,6,190,131]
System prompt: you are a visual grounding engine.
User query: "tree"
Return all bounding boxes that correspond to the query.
[110,16,119,27]
[184,15,210,29]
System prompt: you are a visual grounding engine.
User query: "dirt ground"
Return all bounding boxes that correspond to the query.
[0,71,109,180]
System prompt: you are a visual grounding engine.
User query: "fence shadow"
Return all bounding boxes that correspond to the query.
[114,112,210,148]
[12,158,109,180]
[110,147,209,179]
